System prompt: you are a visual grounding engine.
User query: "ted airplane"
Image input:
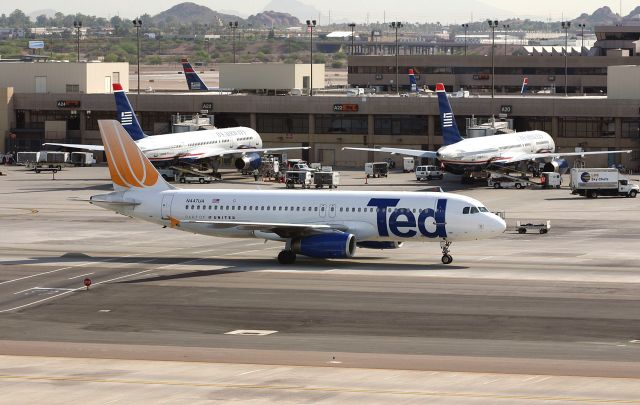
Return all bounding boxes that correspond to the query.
[90,120,506,265]
[345,83,630,175]
[46,84,306,172]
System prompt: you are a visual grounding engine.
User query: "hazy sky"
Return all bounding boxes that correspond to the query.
[3,1,631,23]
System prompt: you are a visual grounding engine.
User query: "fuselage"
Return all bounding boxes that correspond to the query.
[95,189,506,243]
[135,127,262,161]
[437,130,554,173]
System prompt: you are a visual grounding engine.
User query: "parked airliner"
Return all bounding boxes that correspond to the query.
[45,84,306,172]
[181,59,223,92]
[90,120,506,265]
[345,83,630,175]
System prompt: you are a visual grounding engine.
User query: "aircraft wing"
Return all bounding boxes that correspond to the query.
[180,146,311,160]
[342,147,438,159]
[178,219,345,238]
[43,143,105,152]
[501,149,633,164]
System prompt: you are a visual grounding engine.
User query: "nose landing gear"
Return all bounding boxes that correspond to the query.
[440,241,453,264]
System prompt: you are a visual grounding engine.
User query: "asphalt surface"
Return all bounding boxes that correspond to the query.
[1,165,640,402]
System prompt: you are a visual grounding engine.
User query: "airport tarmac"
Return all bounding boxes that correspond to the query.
[1,165,640,403]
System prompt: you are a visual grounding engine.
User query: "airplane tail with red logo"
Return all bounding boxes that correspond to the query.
[181,58,210,91]
[408,68,418,93]
[521,77,529,95]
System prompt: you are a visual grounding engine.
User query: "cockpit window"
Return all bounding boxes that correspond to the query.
[470,207,479,214]
[478,207,489,212]
[463,207,470,214]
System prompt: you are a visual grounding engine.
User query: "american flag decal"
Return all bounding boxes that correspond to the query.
[121,111,133,126]
[212,198,220,203]
[443,112,454,128]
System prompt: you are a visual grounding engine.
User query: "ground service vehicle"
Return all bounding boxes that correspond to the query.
[488,174,528,189]
[70,152,95,167]
[540,172,562,189]
[286,171,314,188]
[365,162,389,178]
[178,175,215,184]
[403,157,415,173]
[570,168,639,198]
[314,171,340,189]
[416,165,444,181]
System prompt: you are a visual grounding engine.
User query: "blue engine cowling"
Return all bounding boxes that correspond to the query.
[356,241,404,250]
[292,233,356,259]
[235,153,262,170]
[543,158,569,175]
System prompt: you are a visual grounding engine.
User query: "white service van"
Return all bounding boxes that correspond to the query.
[415,165,444,181]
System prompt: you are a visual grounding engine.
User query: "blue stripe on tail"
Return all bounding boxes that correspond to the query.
[113,85,147,141]
[182,59,209,91]
[436,84,464,146]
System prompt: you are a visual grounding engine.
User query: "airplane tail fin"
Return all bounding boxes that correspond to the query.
[521,77,529,95]
[97,120,172,192]
[435,83,465,146]
[181,58,209,91]
[408,68,418,93]
[112,84,147,141]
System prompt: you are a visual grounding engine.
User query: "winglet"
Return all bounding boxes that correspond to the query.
[97,120,172,192]
[169,216,181,228]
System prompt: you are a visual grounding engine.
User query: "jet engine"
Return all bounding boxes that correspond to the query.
[234,153,262,171]
[356,241,404,250]
[292,233,356,259]
[543,158,569,175]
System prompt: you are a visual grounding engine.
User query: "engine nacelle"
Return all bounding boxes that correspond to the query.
[292,233,356,259]
[543,159,569,175]
[234,153,262,171]
[356,241,404,250]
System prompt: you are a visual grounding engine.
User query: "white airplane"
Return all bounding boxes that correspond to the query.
[45,84,307,172]
[90,120,507,265]
[345,83,631,175]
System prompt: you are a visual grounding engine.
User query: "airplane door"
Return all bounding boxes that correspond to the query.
[329,204,336,218]
[161,194,174,219]
[319,204,326,218]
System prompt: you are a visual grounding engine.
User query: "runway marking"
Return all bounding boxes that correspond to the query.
[68,272,94,280]
[13,287,74,295]
[0,374,637,403]
[0,290,79,314]
[237,369,265,376]
[225,330,278,336]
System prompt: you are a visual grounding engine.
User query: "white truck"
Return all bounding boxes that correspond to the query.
[403,157,415,173]
[415,165,443,181]
[365,162,389,178]
[570,168,638,198]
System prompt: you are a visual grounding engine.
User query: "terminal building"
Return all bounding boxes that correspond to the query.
[348,26,640,94]
[0,59,638,171]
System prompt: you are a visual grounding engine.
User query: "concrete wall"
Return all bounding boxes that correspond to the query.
[608,65,640,100]
[0,62,128,94]
[0,87,14,153]
[219,63,325,90]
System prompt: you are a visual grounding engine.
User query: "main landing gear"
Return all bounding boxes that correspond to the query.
[277,250,296,265]
[440,241,453,264]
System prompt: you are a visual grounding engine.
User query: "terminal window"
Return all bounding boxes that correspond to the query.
[65,84,80,93]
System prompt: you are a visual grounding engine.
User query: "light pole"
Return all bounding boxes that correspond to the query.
[229,21,238,63]
[487,20,498,98]
[306,20,316,96]
[562,21,571,96]
[577,23,586,50]
[390,21,403,94]
[461,23,469,56]
[502,24,510,55]
[348,23,356,55]
[132,18,142,95]
[73,20,82,62]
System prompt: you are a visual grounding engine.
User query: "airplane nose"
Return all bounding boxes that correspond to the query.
[492,215,507,234]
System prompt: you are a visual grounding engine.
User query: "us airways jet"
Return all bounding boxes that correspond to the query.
[345,83,631,176]
[90,120,506,265]
[45,84,307,172]
[181,59,224,92]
